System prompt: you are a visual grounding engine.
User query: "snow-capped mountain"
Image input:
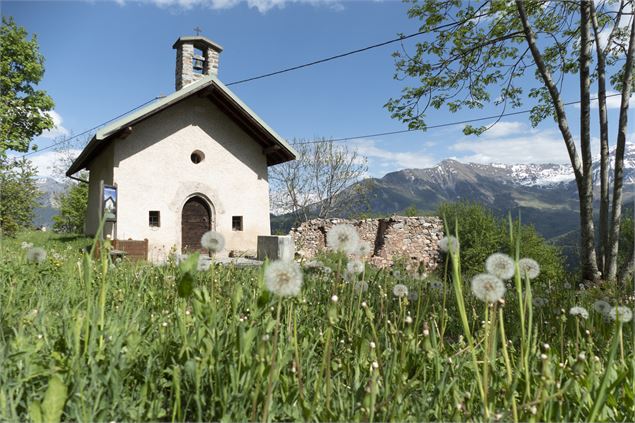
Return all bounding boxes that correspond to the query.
[290,143,634,245]
[486,142,635,188]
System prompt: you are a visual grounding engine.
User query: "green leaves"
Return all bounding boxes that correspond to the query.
[41,374,68,423]
[0,157,40,236]
[0,17,55,156]
[53,178,88,233]
[176,253,199,298]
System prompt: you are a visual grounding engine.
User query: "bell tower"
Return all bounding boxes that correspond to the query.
[173,35,223,91]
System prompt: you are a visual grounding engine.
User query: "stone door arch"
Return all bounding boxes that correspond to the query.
[181,196,213,253]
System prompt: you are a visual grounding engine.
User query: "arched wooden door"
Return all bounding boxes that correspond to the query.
[181,196,212,253]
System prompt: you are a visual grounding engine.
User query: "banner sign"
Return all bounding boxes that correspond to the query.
[103,185,117,222]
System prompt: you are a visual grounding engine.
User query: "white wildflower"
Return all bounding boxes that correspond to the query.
[347,259,365,275]
[200,230,225,253]
[518,258,540,279]
[264,260,303,297]
[569,306,589,320]
[331,295,338,303]
[438,236,460,254]
[405,316,413,324]
[607,306,633,323]
[471,274,506,303]
[26,247,47,264]
[485,253,515,280]
[392,283,409,298]
[326,224,360,255]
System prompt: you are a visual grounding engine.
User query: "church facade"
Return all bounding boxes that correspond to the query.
[67,36,296,261]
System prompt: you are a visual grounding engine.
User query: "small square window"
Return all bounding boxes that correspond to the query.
[232,216,243,231]
[149,211,160,227]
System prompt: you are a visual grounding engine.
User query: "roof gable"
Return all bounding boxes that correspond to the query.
[66,77,296,176]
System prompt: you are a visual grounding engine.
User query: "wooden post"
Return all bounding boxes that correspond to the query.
[98,180,104,240]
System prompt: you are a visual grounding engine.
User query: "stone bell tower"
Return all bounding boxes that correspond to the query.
[173,35,223,91]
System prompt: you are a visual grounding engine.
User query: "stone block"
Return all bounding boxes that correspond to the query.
[257,236,295,261]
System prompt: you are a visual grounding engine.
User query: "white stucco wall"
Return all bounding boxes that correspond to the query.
[88,95,272,262]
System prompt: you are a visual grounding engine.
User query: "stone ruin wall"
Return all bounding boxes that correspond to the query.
[290,216,444,272]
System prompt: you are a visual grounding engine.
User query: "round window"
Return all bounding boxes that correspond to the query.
[191,150,205,164]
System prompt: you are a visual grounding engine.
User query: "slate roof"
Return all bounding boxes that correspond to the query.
[66,76,297,176]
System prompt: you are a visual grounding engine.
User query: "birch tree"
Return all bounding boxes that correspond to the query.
[269,138,368,225]
[386,0,634,284]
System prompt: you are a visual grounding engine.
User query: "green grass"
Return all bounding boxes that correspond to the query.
[0,231,633,421]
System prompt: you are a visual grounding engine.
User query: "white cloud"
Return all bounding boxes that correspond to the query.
[24,149,82,179]
[450,129,573,164]
[41,111,70,140]
[349,138,437,174]
[479,121,528,138]
[145,0,342,13]
[573,91,635,109]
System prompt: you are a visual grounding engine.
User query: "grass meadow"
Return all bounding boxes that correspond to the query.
[0,229,633,422]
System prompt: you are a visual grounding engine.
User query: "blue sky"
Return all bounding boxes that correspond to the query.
[3,0,633,179]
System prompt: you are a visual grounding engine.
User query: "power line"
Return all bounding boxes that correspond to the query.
[13,6,496,158]
[17,23,449,159]
[292,93,623,145]
[224,21,463,86]
[18,97,160,158]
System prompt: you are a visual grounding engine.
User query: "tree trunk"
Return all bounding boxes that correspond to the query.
[590,1,610,276]
[578,0,599,282]
[516,0,599,281]
[606,16,635,281]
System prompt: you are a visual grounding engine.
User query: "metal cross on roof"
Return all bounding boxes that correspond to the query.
[194,26,203,36]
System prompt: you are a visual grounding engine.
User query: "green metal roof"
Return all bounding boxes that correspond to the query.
[66,76,297,176]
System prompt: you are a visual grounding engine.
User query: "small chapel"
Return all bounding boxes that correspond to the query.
[66,35,297,262]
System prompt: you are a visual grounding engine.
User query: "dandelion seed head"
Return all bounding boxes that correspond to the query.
[356,241,372,258]
[331,294,338,303]
[347,259,365,275]
[607,306,633,323]
[569,306,589,320]
[485,253,515,280]
[429,280,443,291]
[407,290,419,302]
[264,260,303,297]
[354,281,369,293]
[518,258,540,279]
[26,247,47,264]
[326,224,360,255]
[471,274,506,303]
[405,316,413,324]
[592,300,611,315]
[369,341,376,349]
[438,236,460,254]
[200,230,225,253]
[392,283,409,298]
[371,361,379,369]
